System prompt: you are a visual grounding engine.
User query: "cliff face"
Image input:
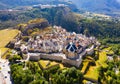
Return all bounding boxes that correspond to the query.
[27,19,49,29]
[17,18,49,35]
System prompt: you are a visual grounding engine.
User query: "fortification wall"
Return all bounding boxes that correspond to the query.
[29,53,83,67]
[86,49,94,55]
[86,45,95,55]
[62,58,82,67]
[40,54,63,61]
[29,55,40,61]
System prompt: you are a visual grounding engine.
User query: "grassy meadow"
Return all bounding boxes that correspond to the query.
[0,29,19,47]
[0,29,19,58]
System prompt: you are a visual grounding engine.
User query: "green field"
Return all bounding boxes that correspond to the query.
[81,61,89,73]
[0,48,9,56]
[84,66,99,80]
[39,60,66,70]
[97,51,108,68]
[0,29,19,58]
[0,29,19,47]
[83,47,111,80]
[39,60,59,69]
[34,62,41,70]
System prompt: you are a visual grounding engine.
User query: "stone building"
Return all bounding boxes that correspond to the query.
[64,42,78,59]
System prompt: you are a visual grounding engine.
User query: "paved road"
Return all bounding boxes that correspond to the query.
[0,72,5,84]
[0,59,12,84]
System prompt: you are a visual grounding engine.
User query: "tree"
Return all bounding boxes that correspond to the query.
[98,67,105,80]
[9,55,21,63]
[43,70,50,81]
[84,28,90,37]
[51,67,83,84]
[68,67,77,78]
[77,71,83,83]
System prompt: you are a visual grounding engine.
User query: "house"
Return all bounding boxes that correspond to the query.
[14,26,99,67]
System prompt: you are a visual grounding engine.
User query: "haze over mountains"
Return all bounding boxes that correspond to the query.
[66,0,120,13]
[0,0,50,9]
[1,0,120,14]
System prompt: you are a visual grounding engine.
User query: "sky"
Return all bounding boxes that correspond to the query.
[117,0,120,3]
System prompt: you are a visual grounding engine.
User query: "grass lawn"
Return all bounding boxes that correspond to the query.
[84,66,99,80]
[0,29,19,47]
[39,60,66,70]
[83,80,89,84]
[34,62,41,70]
[39,60,58,69]
[0,48,9,57]
[98,47,111,68]
[83,47,110,80]
[59,64,66,69]
[83,59,99,80]
[81,61,89,73]
[103,47,114,55]
[99,52,107,62]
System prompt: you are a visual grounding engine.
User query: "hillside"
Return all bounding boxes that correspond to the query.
[0,7,120,41]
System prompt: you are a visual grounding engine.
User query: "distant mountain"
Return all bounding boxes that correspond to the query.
[1,0,120,14]
[0,0,77,10]
[65,0,120,13]
[0,2,8,9]
[0,0,50,9]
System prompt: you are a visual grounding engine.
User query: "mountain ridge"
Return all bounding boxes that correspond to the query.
[0,0,120,14]
[66,0,120,13]
[0,0,50,9]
